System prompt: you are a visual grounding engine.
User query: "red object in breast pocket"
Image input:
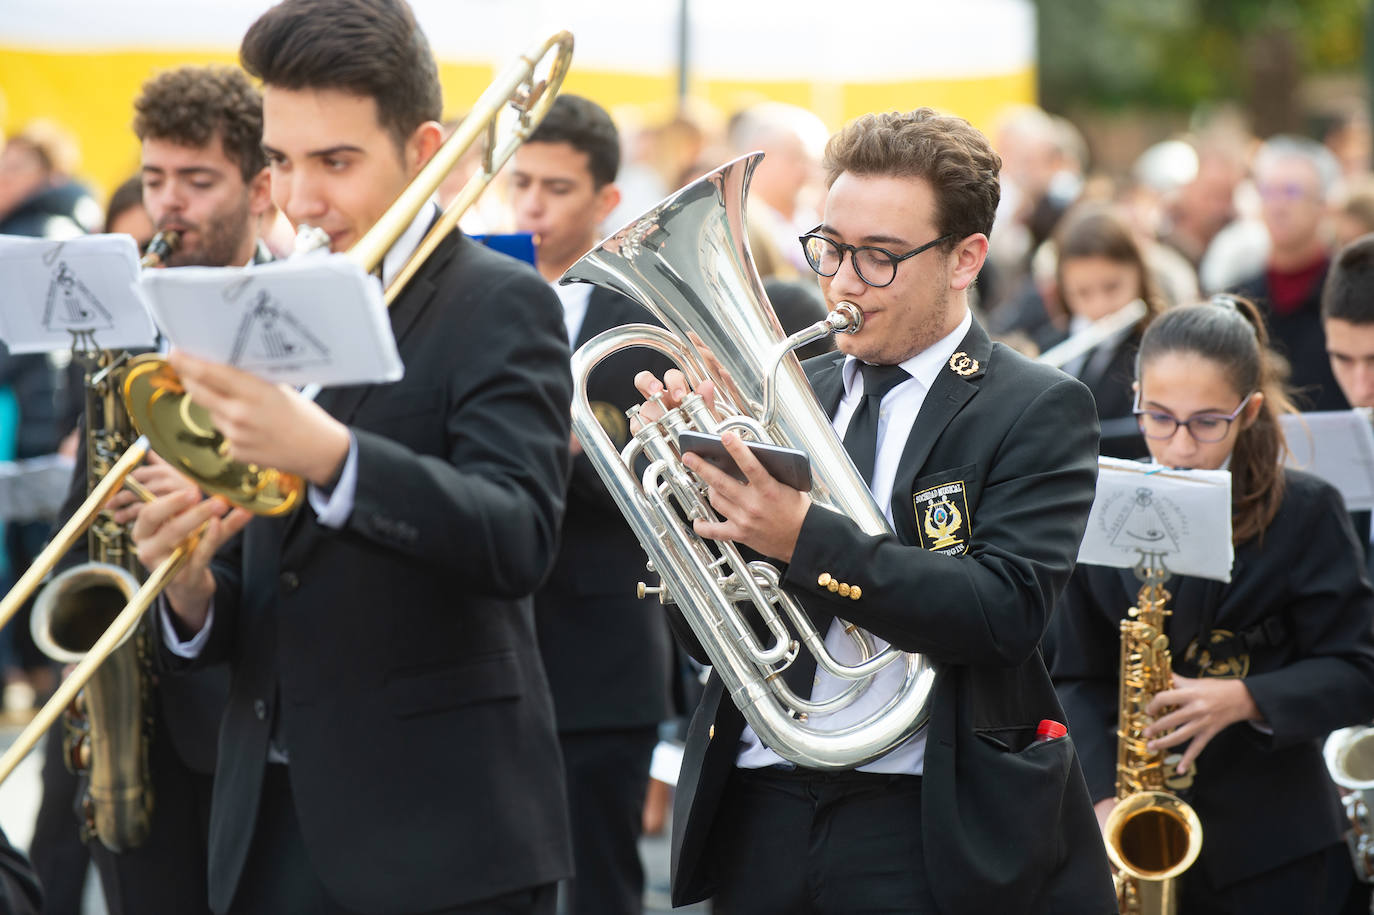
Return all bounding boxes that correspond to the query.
[1034,719,1068,743]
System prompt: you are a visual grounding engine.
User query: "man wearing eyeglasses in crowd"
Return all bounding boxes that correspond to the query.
[635,108,1116,913]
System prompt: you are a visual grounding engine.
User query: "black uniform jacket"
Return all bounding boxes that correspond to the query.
[669,320,1119,914]
[1233,268,1347,412]
[534,286,675,733]
[1047,469,1374,889]
[161,233,575,914]
[1039,322,1147,460]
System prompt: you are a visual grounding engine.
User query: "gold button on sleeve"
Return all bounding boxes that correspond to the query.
[850,586,862,600]
[708,725,715,739]
[817,572,832,587]
[837,583,851,598]
[827,580,839,593]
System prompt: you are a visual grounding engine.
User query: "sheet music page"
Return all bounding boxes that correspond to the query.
[1279,410,1374,511]
[140,253,403,387]
[0,235,158,353]
[1078,457,1234,582]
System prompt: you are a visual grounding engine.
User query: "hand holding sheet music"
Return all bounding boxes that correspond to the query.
[140,253,403,387]
[1078,456,1234,582]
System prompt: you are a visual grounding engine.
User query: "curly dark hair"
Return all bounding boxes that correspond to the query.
[132,66,265,183]
[240,0,442,153]
[823,108,1002,249]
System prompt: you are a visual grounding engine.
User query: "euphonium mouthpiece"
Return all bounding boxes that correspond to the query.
[829,302,864,334]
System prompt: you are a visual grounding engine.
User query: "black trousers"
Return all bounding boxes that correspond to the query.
[558,726,658,915]
[226,765,556,915]
[89,701,214,915]
[1177,841,1359,914]
[711,766,938,915]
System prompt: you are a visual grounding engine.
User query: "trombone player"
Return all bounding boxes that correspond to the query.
[130,1,573,911]
[36,64,272,915]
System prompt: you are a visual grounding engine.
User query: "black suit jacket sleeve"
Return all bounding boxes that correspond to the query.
[785,376,1100,667]
[1244,483,1374,746]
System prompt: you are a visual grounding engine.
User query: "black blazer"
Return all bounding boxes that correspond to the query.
[534,286,675,732]
[163,233,575,914]
[1039,323,1147,460]
[668,320,1118,914]
[1233,267,1347,412]
[1047,469,1374,889]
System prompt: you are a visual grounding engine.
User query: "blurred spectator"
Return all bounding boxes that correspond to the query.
[0,120,100,238]
[607,106,715,229]
[1046,204,1162,457]
[987,107,1086,313]
[1120,140,1201,308]
[727,102,829,276]
[1317,104,1372,180]
[1232,135,1345,410]
[1333,177,1374,248]
[435,114,513,233]
[105,174,154,247]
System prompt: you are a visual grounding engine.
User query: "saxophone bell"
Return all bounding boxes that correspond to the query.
[1324,725,1374,882]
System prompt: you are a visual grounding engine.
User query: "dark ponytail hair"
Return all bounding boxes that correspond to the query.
[1135,295,1295,545]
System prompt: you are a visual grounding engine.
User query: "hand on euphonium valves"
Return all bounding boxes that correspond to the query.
[168,349,351,487]
[1143,673,1263,775]
[633,369,810,563]
[131,489,252,635]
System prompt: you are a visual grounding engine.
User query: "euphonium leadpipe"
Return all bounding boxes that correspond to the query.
[564,152,936,770]
[0,32,575,790]
[1104,552,1203,915]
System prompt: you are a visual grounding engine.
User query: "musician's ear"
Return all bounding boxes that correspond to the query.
[950,233,988,292]
[1240,391,1265,428]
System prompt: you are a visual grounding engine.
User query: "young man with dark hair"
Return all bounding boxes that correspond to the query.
[512,93,673,915]
[1323,234,1374,410]
[1322,234,1374,581]
[32,64,272,915]
[637,108,1115,912]
[130,2,574,912]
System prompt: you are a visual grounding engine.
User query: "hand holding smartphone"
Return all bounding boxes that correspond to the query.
[677,431,812,492]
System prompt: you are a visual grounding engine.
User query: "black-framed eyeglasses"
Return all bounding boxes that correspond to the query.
[797,228,953,288]
[1132,390,1256,443]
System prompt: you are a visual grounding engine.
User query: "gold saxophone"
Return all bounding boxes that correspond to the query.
[1103,554,1203,915]
[28,232,180,851]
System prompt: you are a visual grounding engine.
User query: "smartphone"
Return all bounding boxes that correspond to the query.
[677,431,812,492]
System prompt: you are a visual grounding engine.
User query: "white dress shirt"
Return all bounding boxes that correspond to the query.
[554,280,593,351]
[735,308,974,774]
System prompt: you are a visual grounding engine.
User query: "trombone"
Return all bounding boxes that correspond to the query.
[0,30,574,786]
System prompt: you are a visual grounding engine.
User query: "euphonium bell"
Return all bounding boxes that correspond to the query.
[563,152,936,770]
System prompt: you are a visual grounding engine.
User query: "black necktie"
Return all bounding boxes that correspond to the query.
[843,362,910,487]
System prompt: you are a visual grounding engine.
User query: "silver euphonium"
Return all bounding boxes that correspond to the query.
[1325,726,1374,883]
[563,152,935,770]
